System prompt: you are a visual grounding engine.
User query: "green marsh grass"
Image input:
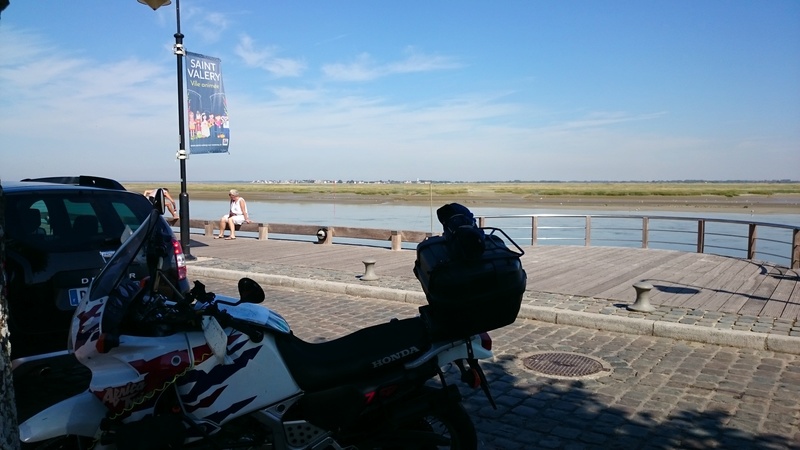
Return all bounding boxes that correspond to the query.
[124,182,800,199]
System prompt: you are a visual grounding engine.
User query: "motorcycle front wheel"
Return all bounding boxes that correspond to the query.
[21,435,93,450]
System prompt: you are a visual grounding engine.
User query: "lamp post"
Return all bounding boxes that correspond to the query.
[139,0,194,259]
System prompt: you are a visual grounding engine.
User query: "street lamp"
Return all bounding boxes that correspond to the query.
[138,0,194,259]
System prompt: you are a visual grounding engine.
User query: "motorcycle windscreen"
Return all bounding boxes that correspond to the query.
[218,301,291,334]
[70,211,159,353]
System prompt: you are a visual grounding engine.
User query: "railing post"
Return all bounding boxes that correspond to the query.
[585,216,591,247]
[391,230,401,251]
[531,216,538,246]
[747,224,757,260]
[792,228,799,269]
[642,217,649,249]
[697,220,705,254]
[477,216,486,228]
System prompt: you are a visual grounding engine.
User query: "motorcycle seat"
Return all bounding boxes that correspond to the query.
[275,317,432,391]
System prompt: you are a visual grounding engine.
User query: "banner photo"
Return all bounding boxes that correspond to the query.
[185,51,229,154]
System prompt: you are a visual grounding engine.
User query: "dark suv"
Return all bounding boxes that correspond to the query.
[3,176,187,360]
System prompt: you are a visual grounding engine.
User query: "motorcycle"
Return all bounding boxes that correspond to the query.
[18,202,526,449]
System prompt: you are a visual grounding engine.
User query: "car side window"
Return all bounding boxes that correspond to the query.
[112,201,143,232]
[5,199,53,253]
[7,203,40,238]
[27,200,49,236]
[64,199,101,239]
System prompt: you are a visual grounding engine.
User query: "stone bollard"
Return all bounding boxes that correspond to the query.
[628,281,655,312]
[360,259,379,281]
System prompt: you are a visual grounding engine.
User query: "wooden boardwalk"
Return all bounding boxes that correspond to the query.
[187,235,800,321]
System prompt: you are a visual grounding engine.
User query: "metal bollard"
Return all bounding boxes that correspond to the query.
[316,228,329,244]
[361,259,379,281]
[628,281,655,312]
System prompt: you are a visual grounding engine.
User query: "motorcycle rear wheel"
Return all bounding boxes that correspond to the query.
[400,401,477,450]
[351,397,477,450]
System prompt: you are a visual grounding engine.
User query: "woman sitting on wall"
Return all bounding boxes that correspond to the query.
[216,189,251,240]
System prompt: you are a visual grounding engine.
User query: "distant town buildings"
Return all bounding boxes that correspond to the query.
[247,179,798,185]
[249,179,433,185]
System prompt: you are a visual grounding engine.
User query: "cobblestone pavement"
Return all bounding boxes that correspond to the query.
[197,273,800,450]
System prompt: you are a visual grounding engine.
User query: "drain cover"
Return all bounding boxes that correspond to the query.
[522,352,611,379]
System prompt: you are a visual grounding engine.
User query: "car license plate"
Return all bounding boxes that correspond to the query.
[68,287,89,307]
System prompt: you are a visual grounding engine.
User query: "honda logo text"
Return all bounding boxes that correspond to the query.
[372,346,420,368]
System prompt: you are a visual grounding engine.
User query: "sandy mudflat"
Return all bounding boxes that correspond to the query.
[190,191,800,215]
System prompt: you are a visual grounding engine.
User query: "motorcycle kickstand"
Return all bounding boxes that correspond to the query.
[455,340,497,409]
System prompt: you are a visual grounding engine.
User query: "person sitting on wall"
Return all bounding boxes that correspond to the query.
[216,189,251,240]
[143,188,179,220]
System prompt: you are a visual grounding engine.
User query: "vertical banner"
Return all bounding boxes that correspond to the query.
[185,51,229,154]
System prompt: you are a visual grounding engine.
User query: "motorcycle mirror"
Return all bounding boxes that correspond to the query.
[238,278,265,304]
[151,188,167,216]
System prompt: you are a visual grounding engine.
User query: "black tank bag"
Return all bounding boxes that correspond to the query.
[414,204,527,340]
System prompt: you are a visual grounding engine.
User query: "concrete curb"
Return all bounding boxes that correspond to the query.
[189,266,800,356]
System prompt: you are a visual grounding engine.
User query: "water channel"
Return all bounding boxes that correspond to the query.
[182,200,799,267]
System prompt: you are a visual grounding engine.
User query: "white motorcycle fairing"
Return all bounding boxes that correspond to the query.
[21,292,304,444]
[19,391,107,442]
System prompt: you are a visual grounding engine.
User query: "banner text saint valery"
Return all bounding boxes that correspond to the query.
[187,59,220,82]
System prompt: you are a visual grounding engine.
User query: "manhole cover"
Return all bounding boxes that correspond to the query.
[522,352,611,379]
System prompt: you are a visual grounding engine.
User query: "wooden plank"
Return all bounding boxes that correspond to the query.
[521,247,595,289]
[526,248,634,292]
[552,249,655,297]
[679,258,753,312]
[737,265,782,317]
[780,269,800,320]
[591,251,705,302]
[401,230,433,243]
[668,257,742,310]
[636,253,709,302]
[192,238,411,273]
[715,261,780,315]
[758,267,795,318]
[643,255,728,308]
[521,246,591,273]
[566,248,641,293]
[575,250,688,298]
[284,247,402,273]
[329,226,394,241]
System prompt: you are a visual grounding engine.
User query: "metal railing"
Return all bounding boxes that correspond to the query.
[476,214,800,269]
[185,215,799,268]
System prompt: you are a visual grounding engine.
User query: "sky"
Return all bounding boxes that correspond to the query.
[1,1,798,183]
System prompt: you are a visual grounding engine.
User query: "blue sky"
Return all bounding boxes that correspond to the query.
[1,1,798,182]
